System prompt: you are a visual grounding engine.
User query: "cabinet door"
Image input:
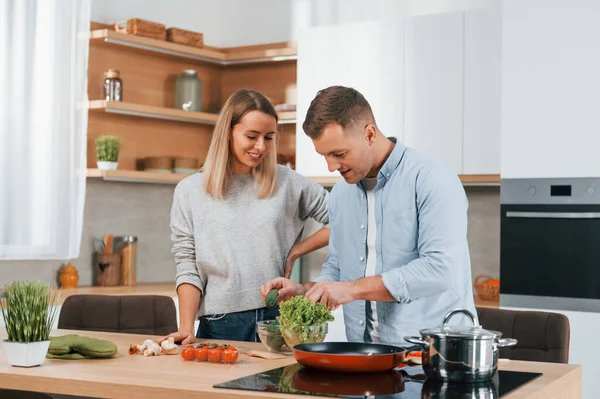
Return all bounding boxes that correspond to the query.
[463,6,502,175]
[404,12,464,174]
[296,20,404,177]
[501,0,600,178]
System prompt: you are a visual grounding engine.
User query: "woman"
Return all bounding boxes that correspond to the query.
[160,89,329,344]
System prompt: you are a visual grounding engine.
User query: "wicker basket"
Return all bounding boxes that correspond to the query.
[114,18,166,41]
[166,27,204,48]
[474,275,500,301]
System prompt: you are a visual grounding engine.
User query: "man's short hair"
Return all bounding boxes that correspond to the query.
[302,86,375,139]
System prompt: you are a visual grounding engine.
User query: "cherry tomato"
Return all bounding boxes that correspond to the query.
[222,347,239,364]
[195,346,208,362]
[208,347,223,363]
[181,346,196,361]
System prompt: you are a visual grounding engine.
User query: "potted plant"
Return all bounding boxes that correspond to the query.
[95,135,121,170]
[1,281,61,367]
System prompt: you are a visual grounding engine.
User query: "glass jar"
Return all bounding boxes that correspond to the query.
[118,236,137,286]
[175,70,203,112]
[103,69,123,102]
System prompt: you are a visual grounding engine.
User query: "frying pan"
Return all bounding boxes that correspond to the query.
[292,342,418,373]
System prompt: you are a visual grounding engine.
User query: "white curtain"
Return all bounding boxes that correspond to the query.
[0,0,90,259]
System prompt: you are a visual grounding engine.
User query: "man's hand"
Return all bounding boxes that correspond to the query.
[155,329,195,346]
[305,281,356,310]
[261,277,307,303]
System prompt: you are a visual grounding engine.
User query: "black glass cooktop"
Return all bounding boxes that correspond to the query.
[214,365,542,398]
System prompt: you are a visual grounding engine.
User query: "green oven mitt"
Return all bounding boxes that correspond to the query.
[47,334,118,359]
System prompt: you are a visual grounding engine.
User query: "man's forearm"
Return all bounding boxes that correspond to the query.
[350,276,395,302]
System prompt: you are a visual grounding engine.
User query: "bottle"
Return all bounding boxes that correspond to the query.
[59,262,79,289]
[175,70,202,112]
[103,69,123,102]
[119,236,138,286]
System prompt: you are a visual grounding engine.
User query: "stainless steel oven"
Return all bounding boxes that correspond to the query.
[500,178,600,311]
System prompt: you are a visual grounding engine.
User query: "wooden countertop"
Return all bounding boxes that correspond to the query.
[0,329,581,398]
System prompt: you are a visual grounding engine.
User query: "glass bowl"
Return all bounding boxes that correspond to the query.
[279,320,329,349]
[257,320,290,353]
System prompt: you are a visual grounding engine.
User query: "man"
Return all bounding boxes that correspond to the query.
[261,86,476,345]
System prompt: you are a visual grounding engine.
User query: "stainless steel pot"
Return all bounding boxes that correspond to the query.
[404,309,517,383]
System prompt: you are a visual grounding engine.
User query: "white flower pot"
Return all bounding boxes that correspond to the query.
[97,161,118,171]
[2,340,50,367]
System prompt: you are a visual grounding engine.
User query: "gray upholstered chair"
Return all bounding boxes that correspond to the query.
[476,307,570,363]
[57,294,177,336]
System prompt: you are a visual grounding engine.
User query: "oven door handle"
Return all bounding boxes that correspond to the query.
[506,211,600,219]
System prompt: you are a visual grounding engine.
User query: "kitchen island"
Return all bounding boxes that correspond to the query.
[0,329,582,398]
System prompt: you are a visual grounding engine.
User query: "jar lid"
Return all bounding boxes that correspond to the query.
[105,69,120,78]
[182,69,198,76]
[419,309,501,340]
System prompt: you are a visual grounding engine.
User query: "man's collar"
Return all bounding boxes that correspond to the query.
[357,142,406,188]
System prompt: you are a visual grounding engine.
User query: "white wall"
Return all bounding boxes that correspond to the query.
[90,0,292,47]
[92,0,501,47]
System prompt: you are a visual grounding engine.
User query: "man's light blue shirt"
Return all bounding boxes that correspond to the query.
[316,142,477,345]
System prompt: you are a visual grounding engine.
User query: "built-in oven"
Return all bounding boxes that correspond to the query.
[500,178,600,312]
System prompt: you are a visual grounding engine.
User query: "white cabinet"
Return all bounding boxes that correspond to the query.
[501,0,600,178]
[296,20,405,177]
[296,8,502,179]
[463,6,502,175]
[404,12,464,174]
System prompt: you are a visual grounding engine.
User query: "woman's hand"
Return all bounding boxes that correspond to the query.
[284,246,300,279]
[155,329,196,346]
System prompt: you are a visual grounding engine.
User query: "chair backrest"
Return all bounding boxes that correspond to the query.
[476,307,570,363]
[58,294,178,335]
[0,390,53,399]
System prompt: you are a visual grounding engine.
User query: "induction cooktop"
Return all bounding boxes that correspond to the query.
[214,365,542,398]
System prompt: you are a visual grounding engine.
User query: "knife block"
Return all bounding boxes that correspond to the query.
[95,253,121,286]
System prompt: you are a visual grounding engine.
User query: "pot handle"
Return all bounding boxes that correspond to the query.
[496,338,518,348]
[404,336,428,348]
[442,309,477,327]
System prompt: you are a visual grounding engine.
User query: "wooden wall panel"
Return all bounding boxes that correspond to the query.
[87,113,212,170]
[219,61,297,106]
[277,124,296,156]
[88,42,223,112]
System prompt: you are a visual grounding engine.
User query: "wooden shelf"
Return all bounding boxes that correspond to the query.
[309,174,501,187]
[87,100,219,124]
[87,101,294,125]
[87,170,500,186]
[278,111,296,124]
[460,174,500,185]
[89,29,297,66]
[87,169,191,184]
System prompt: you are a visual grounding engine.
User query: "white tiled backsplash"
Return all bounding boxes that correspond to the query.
[0,182,499,286]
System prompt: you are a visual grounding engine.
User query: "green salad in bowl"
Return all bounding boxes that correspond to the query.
[276,296,334,349]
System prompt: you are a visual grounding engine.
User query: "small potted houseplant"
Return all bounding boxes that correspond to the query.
[1,280,61,367]
[95,135,121,170]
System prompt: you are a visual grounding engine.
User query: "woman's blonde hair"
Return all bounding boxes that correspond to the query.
[202,89,279,199]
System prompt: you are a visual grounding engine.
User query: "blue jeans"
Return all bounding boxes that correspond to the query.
[196,307,280,342]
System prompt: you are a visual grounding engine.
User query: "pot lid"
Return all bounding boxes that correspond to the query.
[420,309,501,339]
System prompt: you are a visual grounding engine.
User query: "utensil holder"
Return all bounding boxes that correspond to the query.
[95,253,122,286]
